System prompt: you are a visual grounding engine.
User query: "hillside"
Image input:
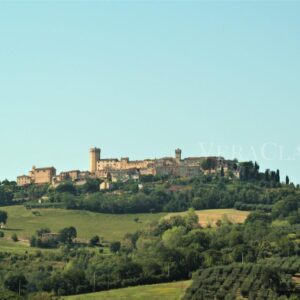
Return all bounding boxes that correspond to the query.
[1,164,300,299]
[166,209,249,227]
[64,280,191,300]
[183,258,300,300]
[0,205,165,242]
[0,206,250,255]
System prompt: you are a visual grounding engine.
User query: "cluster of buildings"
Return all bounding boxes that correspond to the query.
[17,167,90,187]
[17,147,233,187]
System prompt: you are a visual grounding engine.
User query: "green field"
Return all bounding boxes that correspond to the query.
[0,206,250,254]
[64,280,191,300]
[0,238,57,254]
[0,205,165,242]
[166,209,250,227]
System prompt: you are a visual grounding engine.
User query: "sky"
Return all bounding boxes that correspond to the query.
[0,1,300,183]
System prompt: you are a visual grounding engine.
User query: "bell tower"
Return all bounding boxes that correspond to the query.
[90,147,101,173]
[175,148,182,164]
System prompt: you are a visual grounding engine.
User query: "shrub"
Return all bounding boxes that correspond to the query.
[89,235,100,246]
[11,233,18,242]
[110,241,121,253]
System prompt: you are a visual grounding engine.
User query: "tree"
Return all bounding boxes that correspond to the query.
[0,210,8,225]
[286,176,290,185]
[58,227,77,244]
[272,195,299,219]
[28,184,49,200]
[162,226,186,249]
[11,233,18,242]
[56,182,77,195]
[110,241,121,253]
[239,161,259,181]
[201,158,217,172]
[275,170,280,183]
[220,167,225,177]
[117,261,143,279]
[184,208,199,230]
[245,211,272,225]
[89,235,100,246]
[261,266,282,290]
[36,228,51,237]
[81,179,100,194]
[4,273,28,295]
[265,170,270,182]
[30,235,37,247]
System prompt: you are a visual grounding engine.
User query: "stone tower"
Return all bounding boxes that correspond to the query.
[90,147,101,173]
[175,148,182,164]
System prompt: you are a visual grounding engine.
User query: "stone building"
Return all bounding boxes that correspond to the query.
[52,170,91,186]
[31,166,56,184]
[17,175,32,186]
[17,166,56,186]
[89,147,227,180]
[17,147,233,187]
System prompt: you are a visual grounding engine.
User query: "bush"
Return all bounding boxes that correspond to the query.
[110,241,121,253]
[89,235,100,246]
[0,231,4,237]
[30,235,37,247]
[56,183,77,195]
[11,233,18,242]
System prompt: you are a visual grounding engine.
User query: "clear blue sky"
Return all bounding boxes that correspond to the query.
[1,1,300,183]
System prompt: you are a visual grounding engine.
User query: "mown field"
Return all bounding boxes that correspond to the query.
[166,209,250,227]
[64,280,192,300]
[0,205,165,242]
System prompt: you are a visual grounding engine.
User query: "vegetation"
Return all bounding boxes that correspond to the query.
[1,161,300,298]
[1,161,295,216]
[183,262,298,300]
[0,210,8,224]
[0,205,165,242]
[11,233,18,242]
[166,209,249,227]
[1,205,300,298]
[30,226,77,248]
[64,280,191,300]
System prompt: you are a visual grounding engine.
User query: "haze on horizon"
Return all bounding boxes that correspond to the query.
[0,2,300,183]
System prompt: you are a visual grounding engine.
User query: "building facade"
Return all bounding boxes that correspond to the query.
[17,147,233,186]
[90,147,227,180]
[17,166,57,186]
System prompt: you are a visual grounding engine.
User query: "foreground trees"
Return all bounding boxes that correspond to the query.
[2,208,300,298]
[2,165,300,298]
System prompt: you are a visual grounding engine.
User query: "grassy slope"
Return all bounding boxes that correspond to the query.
[0,206,249,254]
[0,238,59,254]
[64,280,192,300]
[0,205,165,242]
[166,209,250,227]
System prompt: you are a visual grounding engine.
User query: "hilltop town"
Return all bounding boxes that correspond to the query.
[17,148,238,187]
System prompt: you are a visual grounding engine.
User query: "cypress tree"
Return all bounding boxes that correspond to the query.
[265,170,270,182]
[275,170,280,183]
[220,167,225,177]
